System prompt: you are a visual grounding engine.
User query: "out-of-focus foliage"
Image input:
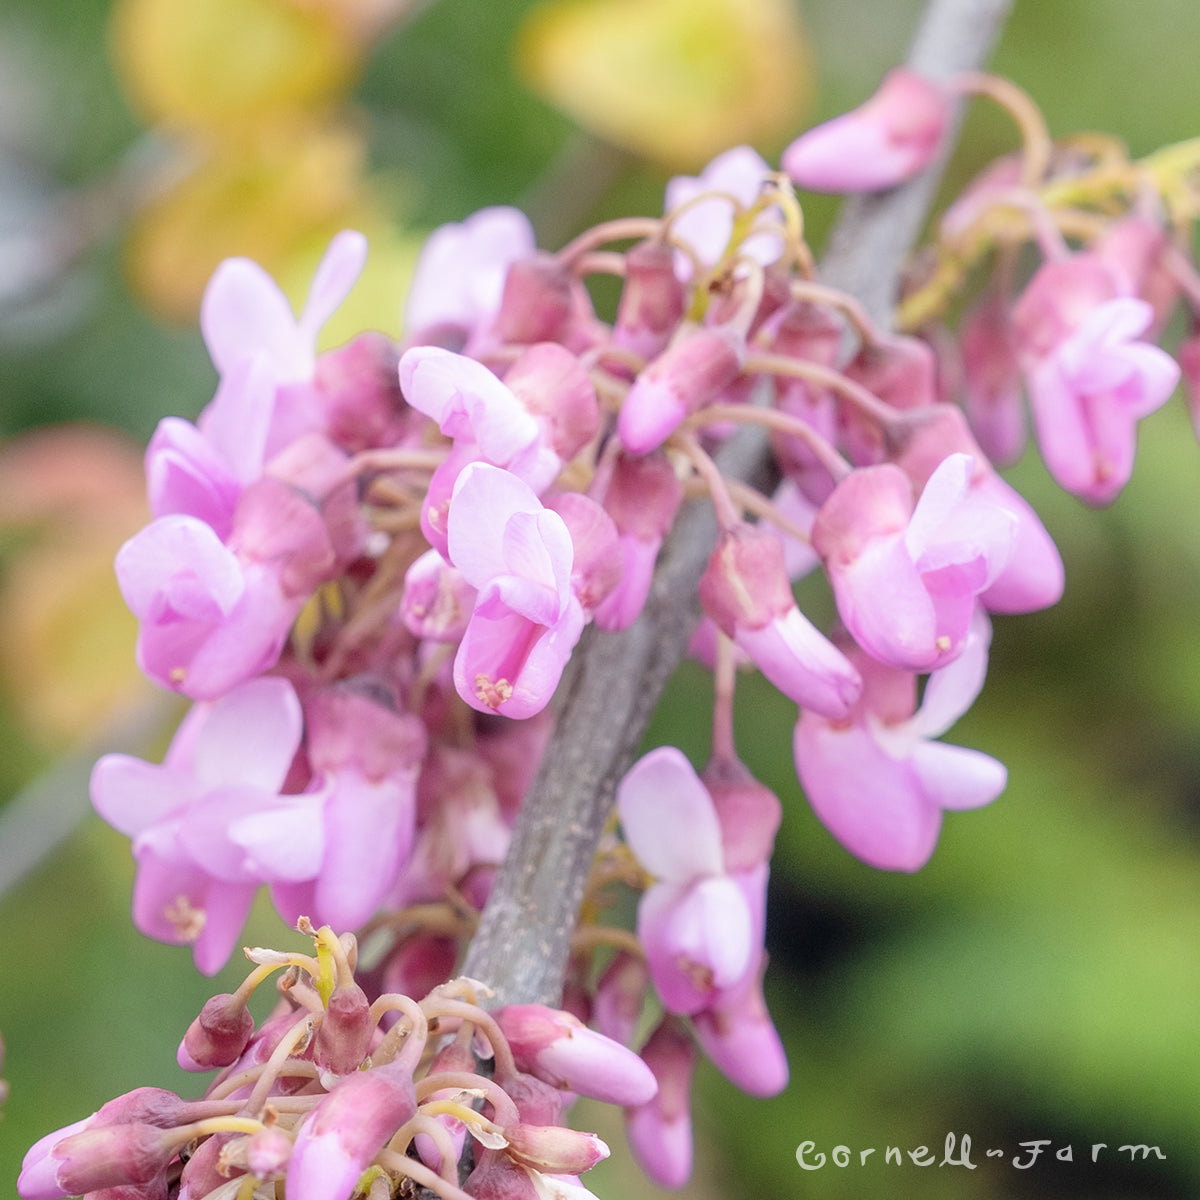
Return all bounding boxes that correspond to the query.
[0,426,149,748]
[516,0,815,168]
[3,1,1200,1198]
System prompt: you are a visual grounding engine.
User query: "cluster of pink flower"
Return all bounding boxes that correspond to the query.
[27,66,1200,1197]
[20,923,647,1200]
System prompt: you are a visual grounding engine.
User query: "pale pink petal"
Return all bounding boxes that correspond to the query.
[201,258,308,381]
[405,207,536,336]
[299,230,367,343]
[832,535,939,670]
[400,345,538,464]
[90,756,195,838]
[913,608,991,739]
[447,462,544,587]
[639,877,754,1014]
[190,676,303,790]
[910,740,1007,811]
[145,417,240,532]
[616,747,724,881]
[314,769,417,930]
[116,516,243,619]
[691,964,788,1097]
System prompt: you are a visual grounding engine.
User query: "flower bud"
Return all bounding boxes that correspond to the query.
[782,68,948,193]
[612,241,687,364]
[617,327,744,455]
[314,981,373,1084]
[491,255,575,346]
[625,1020,696,1189]
[493,1005,657,1106]
[178,993,255,1071]
[503,1124,610,1175]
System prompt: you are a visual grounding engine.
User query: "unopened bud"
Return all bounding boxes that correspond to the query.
[315,982,373,1084]
[179,993,254,1071]
[612,241,687,364]
[504,1124,610,1175]
[617,326,743,455]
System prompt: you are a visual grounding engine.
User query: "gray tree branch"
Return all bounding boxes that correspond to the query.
[461,0,1016,1008]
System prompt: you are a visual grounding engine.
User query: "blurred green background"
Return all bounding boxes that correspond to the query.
[3,0,1200,1197]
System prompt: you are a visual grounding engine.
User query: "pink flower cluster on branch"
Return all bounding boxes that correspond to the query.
[67,58,1200,1195]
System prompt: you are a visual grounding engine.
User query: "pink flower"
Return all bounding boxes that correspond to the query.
[960,284,1026,467]
[404,206,537,347]
[445,463,586,719]
[90,678,308,973]
[699,521,861,717]
[199,230,368,476]
[617,326,744,455]
[592,451,683,631]
[1024,296,1179,504]
[624,1019,695,1189]
[617,747,756,1015]
[114,514,301,700]
[793,610,1006,871]
[270,685,426,933]
[664,146,784,277]
[812,452,1015,671]
[782,68,949,193]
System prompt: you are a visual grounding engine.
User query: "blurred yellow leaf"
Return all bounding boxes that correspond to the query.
[110,0,359,131]
[0,427,152,748]
[124,118,375,322]
[517,0,815,169]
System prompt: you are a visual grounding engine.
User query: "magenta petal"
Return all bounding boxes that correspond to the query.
[735,609,862,717]
[794,716,940,872]
[616,747,724,881]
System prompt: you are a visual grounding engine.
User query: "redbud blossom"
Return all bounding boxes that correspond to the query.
[612,240,687,363]
[404,206,537,348]
[664,145,784,277]
[699,521,861,717]
[592,451,684,631]
[1012,253,1180,504]
[287,1054,418,1200]
[782,68,949,193]
[794,610,1005,871]
[617,747,756,1015]
[960,284,1026,467]
[445,463,585,719]
[177,992,254,1070]
[813,452,1015,671]
[617,325,744,455]
[91,677,306,973]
